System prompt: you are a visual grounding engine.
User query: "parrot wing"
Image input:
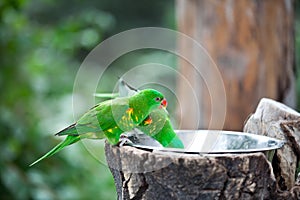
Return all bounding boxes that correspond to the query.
[55,98,130,139]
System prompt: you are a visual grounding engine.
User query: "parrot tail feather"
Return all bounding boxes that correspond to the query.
[29,135,80,167]
[55,123,77,136]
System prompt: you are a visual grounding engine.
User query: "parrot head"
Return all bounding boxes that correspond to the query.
[128,89,167,124]
[133,89,165,110]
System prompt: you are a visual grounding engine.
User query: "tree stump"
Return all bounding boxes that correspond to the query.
[105,98,300,199]
[244,98,300,194]
[105,144,277,199]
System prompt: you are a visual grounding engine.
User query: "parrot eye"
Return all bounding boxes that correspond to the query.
[155,97,162,102]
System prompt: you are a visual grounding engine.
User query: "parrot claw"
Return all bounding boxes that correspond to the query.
[117,134,133,147]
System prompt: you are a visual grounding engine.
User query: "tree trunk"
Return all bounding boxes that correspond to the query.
[105,98,300,200]
[176,0,295,130]
[105,144,278,200]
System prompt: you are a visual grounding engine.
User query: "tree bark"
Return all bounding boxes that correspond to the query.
[244,98,300,192]
[106,98,300,200]
[105,144,277,200]
[176,0,295,130]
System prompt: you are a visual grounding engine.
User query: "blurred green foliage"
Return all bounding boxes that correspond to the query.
[0,0,174,199]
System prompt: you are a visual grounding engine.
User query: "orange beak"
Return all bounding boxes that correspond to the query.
[160,98,168,108]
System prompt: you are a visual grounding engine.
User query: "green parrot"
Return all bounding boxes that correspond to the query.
[30,89,165,166]
[138,107,184,148]
[97,79,184,148]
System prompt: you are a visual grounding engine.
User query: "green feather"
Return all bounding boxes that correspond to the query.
[138,108,184,149]
[30,135,80,167]
[95,86,184,148]
[30,89,165,166]
[166,135,184,149]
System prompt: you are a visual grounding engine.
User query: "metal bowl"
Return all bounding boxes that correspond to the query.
[127,130,285,154]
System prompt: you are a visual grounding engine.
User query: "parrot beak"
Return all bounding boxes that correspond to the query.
[160,98,168,108]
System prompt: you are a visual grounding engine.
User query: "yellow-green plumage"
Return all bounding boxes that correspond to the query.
[138,108,184,148]
[30,89,165,166]
[94,78,184,149]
